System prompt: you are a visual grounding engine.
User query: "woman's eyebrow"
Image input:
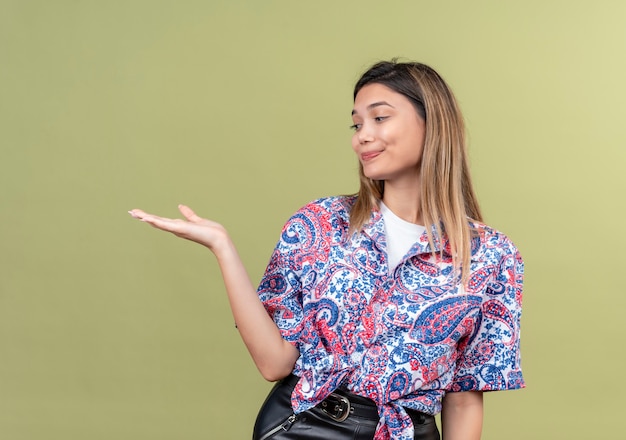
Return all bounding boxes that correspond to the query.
[351,101,395,115]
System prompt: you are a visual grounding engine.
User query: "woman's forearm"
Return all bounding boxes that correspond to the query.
[215,239,299,381]
[440,391,483,440]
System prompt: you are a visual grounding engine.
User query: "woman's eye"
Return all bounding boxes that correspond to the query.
[349,123,362,131]
[374,116,388,122]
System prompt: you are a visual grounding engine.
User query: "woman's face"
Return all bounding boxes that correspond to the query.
[351,83,426,185]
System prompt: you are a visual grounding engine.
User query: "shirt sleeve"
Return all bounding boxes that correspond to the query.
[451,237,525,392]
[257,207,321,349]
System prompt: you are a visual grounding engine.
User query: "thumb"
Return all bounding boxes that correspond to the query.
[178,204,202,222]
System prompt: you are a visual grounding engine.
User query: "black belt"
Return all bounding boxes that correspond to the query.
[283,375,429,424]
[316,388,380,422]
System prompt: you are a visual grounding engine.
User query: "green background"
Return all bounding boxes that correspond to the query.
[1,1,624,439]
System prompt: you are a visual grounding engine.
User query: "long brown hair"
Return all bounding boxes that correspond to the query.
[350,60,482,284]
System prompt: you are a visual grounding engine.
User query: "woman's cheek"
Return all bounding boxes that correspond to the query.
[351,136,360,152]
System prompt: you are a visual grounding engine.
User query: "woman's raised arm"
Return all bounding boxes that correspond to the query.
[129,205,299,381]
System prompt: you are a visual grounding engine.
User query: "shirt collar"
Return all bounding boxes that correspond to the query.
[360,206,443,256]
[360,206,483,260]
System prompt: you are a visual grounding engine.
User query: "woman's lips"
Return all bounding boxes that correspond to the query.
[361,151,382,161]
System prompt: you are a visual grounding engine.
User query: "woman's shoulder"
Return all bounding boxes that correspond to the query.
[279,196,356,244]
[469,220,522,261]
[293,195,357,221]
[273,196,355,249]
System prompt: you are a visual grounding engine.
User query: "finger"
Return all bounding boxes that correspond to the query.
[129,209,175,225]
[178,204,203,223]
[143,216,180,232]
[128,209,150,219]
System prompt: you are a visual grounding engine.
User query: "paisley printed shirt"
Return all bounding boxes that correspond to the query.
[257,196,524,440]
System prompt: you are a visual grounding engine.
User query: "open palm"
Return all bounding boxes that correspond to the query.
[129,204,228,252]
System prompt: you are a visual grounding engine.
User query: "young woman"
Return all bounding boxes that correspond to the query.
[129,60,524,440]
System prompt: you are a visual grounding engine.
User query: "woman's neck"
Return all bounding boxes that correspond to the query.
[381,178,423,225]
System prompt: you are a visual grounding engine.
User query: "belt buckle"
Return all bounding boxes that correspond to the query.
[321,392,351,422]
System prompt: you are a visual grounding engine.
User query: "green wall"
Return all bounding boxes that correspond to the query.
[2,1,624,438]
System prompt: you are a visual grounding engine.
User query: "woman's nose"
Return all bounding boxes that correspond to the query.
[357,124,374,144]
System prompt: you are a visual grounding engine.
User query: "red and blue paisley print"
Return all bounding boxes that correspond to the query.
[257,196,524,440]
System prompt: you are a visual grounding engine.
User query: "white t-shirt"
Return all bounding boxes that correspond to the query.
[380,202,426,273]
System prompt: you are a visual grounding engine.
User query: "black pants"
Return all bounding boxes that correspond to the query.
[253,375,440,440]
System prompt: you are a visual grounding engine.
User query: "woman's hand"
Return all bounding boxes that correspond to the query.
[129,205,229,254]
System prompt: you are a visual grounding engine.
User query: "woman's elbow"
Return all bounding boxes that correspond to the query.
[254,340,299,382]
[258,364,294,382]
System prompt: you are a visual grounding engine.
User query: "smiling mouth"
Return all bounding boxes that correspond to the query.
[361,151,382,161]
